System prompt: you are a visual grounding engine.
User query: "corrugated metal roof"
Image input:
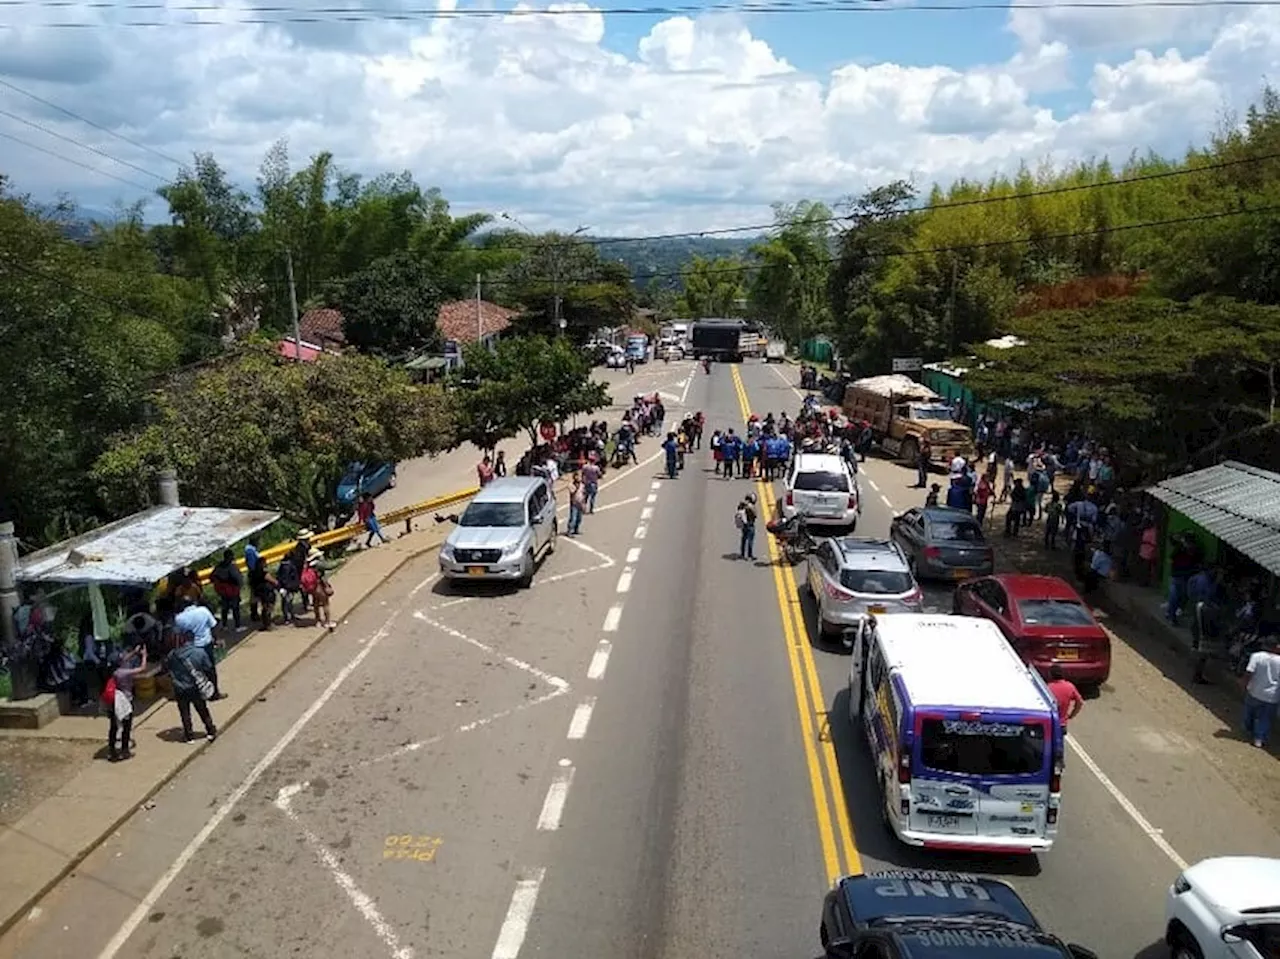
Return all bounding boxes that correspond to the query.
[17,506,281,587]
[1148,460,1280,576]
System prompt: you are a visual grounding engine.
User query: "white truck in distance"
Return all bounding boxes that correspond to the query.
[765,340,787,363]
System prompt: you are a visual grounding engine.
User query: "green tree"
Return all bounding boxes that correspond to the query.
[677,255,746,318]
[453,336,610,449]
[747,201,833,342]
[336,252,446,357]
[501,233,635,343]
[91,348,456,530]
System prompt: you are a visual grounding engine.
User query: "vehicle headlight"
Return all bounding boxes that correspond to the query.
[1172,874,1191,895]
[439,544,454,560]
[502,542,523,558]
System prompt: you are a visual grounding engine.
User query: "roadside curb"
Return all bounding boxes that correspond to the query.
[0,526,454,937]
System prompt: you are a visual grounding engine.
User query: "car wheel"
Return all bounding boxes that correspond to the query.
[518,551,535,589]
[900,437,919,467]
[1170,933,1203,959]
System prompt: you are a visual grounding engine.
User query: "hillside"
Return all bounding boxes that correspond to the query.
[594,235,758,288]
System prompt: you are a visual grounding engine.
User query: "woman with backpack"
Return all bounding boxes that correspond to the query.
[735,493,758,561]
[165,631,218,743]
[302,549,335,630]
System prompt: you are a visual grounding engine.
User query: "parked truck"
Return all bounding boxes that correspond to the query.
[691,318,747,362]
[764,340,787,363]
[841,374,973,468]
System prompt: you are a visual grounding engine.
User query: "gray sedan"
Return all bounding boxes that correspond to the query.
[889,506,995,583]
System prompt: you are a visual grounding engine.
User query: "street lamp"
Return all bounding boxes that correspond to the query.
[500,213,589,335]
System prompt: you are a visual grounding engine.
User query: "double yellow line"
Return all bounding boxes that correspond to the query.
[730,364,861,884]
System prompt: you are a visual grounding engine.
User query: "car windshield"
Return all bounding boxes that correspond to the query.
[930,520,985,542]
[841,569,914,594]
[1017,599,1094,627]
[910,404,953,421]
[919,718,1046,776]
[458,502,526,528]
[795,470,849,492]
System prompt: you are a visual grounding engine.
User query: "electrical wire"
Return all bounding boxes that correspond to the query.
[0,128,154,191]
[2,0,1278,27]
[0,76,185,167]
[0,106,169,181]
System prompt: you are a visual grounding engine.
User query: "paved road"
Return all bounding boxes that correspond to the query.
[4,357,1279,959]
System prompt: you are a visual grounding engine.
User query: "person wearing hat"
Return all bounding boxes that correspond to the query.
[734,493,758,561]
[290,530,315,613]
[300,549,335,630]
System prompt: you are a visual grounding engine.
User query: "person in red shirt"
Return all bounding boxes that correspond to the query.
[1046,664,1084,730]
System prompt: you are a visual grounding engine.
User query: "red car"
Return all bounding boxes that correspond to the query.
[952,573,1111,686]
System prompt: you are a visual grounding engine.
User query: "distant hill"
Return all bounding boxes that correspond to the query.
[594,236,759,289]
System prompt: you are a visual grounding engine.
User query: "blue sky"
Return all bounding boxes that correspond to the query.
[0,0,1272,233]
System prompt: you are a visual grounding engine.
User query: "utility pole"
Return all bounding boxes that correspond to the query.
[285,248,302,360]
[475,273,483,346]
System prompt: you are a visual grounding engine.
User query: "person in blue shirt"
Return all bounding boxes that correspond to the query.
[722,429,740,479]
[243,536,261,623]
[173,598,224,700]
[661,432,679,479]
[743,436,760,479]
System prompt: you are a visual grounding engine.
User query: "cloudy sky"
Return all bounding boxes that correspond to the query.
[0,0,1276,235]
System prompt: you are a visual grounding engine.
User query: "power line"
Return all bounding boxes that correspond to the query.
[0,106,168,181]
[0,76,185,167]
[3,0,1279,27]
[0,128,153,191]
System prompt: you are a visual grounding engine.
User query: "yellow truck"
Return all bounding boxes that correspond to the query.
[841,374,973,469]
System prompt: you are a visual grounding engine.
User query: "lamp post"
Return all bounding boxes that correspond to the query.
[500,213,589,336]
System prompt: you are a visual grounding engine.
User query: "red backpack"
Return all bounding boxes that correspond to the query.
[100,675,117,706]
[300,566,319,595]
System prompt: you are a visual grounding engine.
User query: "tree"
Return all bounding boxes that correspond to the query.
[964,297,1280,470]
[677,255,747,318]
[453,336,610,450]
[91,348,457,531]
[500,233,635,343]
[337,252,445,357]
[747,201,833,343]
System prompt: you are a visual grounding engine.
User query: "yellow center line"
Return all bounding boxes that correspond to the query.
[728,364,862,884]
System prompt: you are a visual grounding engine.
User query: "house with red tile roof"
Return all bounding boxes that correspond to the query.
[436,299,517,349]
[297,308,347,351]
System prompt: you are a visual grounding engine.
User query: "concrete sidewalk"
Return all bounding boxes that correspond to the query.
[0,484,530,936]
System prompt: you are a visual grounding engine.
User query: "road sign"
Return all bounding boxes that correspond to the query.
[892,356,923,373]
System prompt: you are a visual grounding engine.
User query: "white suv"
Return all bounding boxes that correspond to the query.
[1165,856,1280,959]
[780,453,860,531]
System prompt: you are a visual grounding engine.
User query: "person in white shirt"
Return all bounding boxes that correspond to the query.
[1242,639,1280,747]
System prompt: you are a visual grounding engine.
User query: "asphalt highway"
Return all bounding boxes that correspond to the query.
[4,358,1279,959]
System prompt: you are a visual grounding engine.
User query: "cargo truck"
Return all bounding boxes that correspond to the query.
[841,374,973,468]
[691,318,747,362]
[764,340,787,363]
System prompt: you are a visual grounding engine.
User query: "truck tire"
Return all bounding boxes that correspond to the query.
[899,437,919,467]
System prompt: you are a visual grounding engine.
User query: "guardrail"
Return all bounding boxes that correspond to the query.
[196,486,480,584]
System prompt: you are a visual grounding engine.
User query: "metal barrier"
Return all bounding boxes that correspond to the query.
[196,486,480,583]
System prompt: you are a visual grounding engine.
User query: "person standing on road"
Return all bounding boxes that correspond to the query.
[581,459,601,513]
[735,493,758,560]
[914,438,932,488]
[165,631,218,744]
[1043,491,1064,549]
[568,477,587,535]
[358,492,388,547]
[1241,639,1280,748]
[478,455,496,487]
[494,450,508,478]
[302,550,335,630]
[975,473,993,527]
[1046,664,1084,733]
[662,432,679,479]
[174,598,225,700]
[276,551,301,625]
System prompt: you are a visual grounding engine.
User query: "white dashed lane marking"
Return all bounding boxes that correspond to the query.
[587,642,612,680]
[602,606,623,632]
[491,870,546,959]
[536,763,575,831]
[566,698,596,740]
[626,547,642,563]
[616,569,634,594]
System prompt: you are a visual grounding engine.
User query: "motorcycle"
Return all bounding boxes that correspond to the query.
[766,512,818,565]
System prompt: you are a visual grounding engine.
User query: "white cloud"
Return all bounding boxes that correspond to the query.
[0,2,1277,235]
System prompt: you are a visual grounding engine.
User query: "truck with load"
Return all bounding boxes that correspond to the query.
[691,318,747,362]
[840,374,973,469]
[764,340,787,363]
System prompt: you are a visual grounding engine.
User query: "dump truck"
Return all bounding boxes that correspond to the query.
[841,374,973,468]
[691,318,747,362]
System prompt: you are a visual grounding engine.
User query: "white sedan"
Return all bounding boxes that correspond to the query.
[605,348,628,369]
[1165,856,1280,959]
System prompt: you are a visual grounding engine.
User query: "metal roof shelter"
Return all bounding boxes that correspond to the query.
[16,505,280,587]
[1147,460,1280,577]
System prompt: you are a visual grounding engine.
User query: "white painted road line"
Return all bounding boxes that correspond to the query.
[536,765,576,830]
[626,547,642,563]
[1066,736,1189,869]
[587,642,611,679]
[616,568,634,593]
[880,494,893,509]
[491,869,547,959]
[640,506,654,520]
[586,495,640,514]
[560,535,616,567]
[634,525,647,540]
[602,605,623,632]
[566,697,597,740]
[650,480,662,490]
[646,493,658,504]
[867,478,879,491]
[95,572,440,959]
[414,612,570,690]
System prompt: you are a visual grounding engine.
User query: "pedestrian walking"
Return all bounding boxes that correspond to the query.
[174,597,224,699]
[248,554,278,631]
[975,473,993,527]
[735,493,758,560]
[358,492,388,547]
[290,530,314,613]
[662,432,679,479]
[302,549,335,629]
[568,477,587,535]
[104,645,147,762]
[914,439,932,488]
[478,455,496,486]
[1242,638,1280,748]
[165,632,218,743]
[1046,664,1084,734]
[244,535,262,623]
[1044,492,1064,549]
[276,551,301,625]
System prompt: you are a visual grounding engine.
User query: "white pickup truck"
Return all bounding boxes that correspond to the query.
[764,340,787,363]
